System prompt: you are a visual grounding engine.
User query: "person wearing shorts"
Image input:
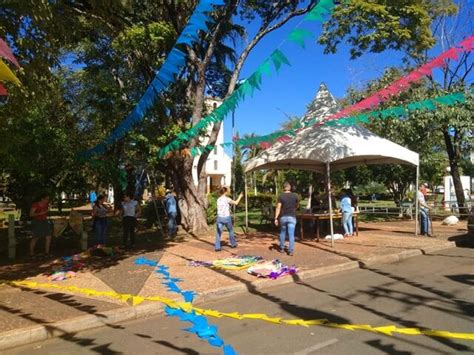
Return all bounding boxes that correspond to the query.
[29,193,52,258]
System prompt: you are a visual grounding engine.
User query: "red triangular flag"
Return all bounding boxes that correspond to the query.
[0,82,7,96]
[0,39,20,68]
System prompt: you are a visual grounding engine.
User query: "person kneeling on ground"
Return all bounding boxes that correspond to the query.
[275,181,299,256]
[215,187,243,252]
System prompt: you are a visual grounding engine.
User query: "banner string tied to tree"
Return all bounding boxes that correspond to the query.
[158,0,337,159]
[135,257,237,354]
[80,0,227,158]
[243,35,474,149]
[188,255,263,270]
[313,34,474,127]
[210,88,473,149]
[3,279,474,342]
[182,5,474,155]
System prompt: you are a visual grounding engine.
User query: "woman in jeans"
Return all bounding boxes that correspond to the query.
[215,187,243,251]
[340,189,353,237]
[92,194,112,246]
[275,182,299,256]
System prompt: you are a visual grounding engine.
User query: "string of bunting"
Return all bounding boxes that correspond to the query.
[192,34,474,152]
[214,88,474,149]
[0,38,21,95]
[80,0,226,158]
[135,257,237,354]
[157,0,337,159]
[3,279,474,341]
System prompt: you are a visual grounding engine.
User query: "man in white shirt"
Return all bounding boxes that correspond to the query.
[417,183,431,236]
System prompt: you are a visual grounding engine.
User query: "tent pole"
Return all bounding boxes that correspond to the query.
[415,165,419,236]
[326,162,334,248]
[245,173,249,230]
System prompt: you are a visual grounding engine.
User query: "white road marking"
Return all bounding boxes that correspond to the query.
[294,338,339,355]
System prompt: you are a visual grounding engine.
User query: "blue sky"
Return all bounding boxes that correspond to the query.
[223,16,406,146]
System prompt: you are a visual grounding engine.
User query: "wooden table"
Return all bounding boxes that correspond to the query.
[298,212,359,241]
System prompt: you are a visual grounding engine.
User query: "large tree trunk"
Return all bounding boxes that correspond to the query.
[170,154,209,234]
[443,131,466,215]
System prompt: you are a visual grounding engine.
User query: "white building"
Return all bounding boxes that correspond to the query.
[192,98,232,193]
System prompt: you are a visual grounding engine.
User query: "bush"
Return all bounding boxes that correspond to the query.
[207,192,218,224]
[247,193,274,209]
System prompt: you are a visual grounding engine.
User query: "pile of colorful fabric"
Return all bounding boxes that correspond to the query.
[247,260,297,279]
[188,255,297,279]
[188,255,263,270]
[49,251,90,281]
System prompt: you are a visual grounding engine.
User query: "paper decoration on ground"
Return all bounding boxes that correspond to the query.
[189,255,263,270]
[81,0,226,157]
[247,260,297,279]
[135,257,237,353]
[324,233,344,240]
[5,279,473,341]
[48,252,89,281]
[157,0,336,158]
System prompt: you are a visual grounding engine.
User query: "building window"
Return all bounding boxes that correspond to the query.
[214,160,218,171]
[214,147,218,155]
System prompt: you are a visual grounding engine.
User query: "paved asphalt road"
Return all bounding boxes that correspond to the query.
[6,247,474,355]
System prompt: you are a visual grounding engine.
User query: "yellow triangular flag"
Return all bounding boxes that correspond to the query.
[0,59,20,86]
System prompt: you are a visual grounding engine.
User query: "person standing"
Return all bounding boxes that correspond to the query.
[89,190,97,209]
[92,194,112,246]
[417,183,432,236]
[215,187,243,251]
[340,189,353,238]
[29,193,52,258]
[118,193,141,248]
[164,189,178,238]
[275,182,299,256]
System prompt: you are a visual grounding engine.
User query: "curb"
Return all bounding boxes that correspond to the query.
[0,242,457,350]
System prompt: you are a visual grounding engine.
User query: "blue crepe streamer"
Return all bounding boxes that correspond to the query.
[80,0,225,158]
[135,257,237,353]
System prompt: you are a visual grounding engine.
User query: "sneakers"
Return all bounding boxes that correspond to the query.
[288,251,294,256]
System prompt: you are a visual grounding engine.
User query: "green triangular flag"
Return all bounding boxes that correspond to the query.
[270,49,291,73]
[287,28,314,48]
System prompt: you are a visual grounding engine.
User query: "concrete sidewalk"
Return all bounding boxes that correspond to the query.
[0,220,468,350]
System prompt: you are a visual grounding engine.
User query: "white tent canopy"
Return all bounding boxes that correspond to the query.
[244,124,419,174]
[243,124,420,247]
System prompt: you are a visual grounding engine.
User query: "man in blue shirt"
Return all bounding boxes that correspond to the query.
[164,189,178,238]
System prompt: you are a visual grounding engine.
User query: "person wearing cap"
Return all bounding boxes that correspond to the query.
[417,183,432,236]
[164,189,178,238]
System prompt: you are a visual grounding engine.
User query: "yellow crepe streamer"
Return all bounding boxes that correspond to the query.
[3,280,473,341]
[0,59,20,86]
